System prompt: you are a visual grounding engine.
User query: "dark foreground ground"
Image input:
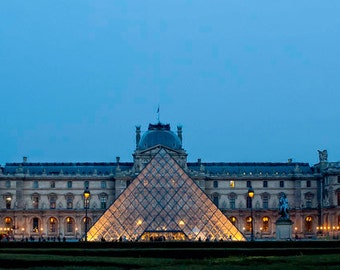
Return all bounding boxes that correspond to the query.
[0,241,339,269]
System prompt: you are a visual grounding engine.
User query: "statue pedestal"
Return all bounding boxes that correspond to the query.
[275,218,293,240]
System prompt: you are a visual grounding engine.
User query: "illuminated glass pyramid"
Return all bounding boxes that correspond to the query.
[86,149,246,241]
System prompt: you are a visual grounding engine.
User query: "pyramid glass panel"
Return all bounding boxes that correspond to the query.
[86,149,246,241]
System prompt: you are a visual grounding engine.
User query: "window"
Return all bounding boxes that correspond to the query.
[245,216,252,232]
[126,180,131,187]
[262,194,269,209]
[101,181,107,189]
[84,181,89,189]
[100,196,107,209]
[305,216,313,232]
[4,217,13,230]
[229,181,235,188]
[33,181,39,189]
[32,194,39,209]
[66,195,74,209]
[279,181,284,188]
[66,217,74,233]
[5,180,11,189]
[212,193,219,207]
[50,181,55,188]
[5,195,12,209]
[50,196,56,209]
[229,193,237,209]
[305,192,314,208]
[263,181,268,188]
[213,181,218,188]
[230,216,237,225]
[67,181,72,188]
[246,181,251,188]
[262,216,270,232]
[32,217,39,232]
[49,217,57,233]
[337,192,340,206]
[306,180,311,188]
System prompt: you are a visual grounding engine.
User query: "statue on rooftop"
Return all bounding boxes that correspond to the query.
[318,150,328,162]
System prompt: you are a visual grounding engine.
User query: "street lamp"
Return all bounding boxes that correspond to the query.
[248,186,255,241]
[83,187,91,242]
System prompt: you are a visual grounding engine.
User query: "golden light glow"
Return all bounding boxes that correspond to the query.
[179,220,185,226]
[229,181,235,188]
[248,188,254,198]
[305,216,312,222]
[262,217,269,222]
[137,219,143,225]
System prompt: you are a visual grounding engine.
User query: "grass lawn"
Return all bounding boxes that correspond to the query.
[0,252,339,269]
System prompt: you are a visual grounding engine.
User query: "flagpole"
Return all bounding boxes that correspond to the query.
[157,105,160,123]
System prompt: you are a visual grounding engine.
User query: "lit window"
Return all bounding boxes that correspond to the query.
[66,217,74,233]
[49,217,57,233]
[32,195,39,209]
[32,217,39,232]
[245,216,252,232]
[5,196,12,209]
[262,216,270,232]
[305,216,313,232]
[230,216,237,225]
[229,181,235,188]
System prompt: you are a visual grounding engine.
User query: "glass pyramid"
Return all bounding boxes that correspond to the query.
[86,149,246,241]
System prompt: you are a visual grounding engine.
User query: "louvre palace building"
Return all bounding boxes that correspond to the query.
[0,122,339,241]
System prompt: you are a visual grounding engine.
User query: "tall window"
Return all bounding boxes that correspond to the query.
[213,181,218,188]
[32,217,39,232]
[100,197,107,209]
[306,180,311,188]
[245,216,252,232]
[229,181,235,188]
[49,194,57,209]
[262,194,269,209]
[67,181,72,188]
[66,194,74,209]
[305,216,313,232]
[5,180,11,189]
[126,180,131,187]
[66,217,74,233]
[32,194,39,209]
[305,192,314,208]
[262,216,270,232]
[50,181,55,188]
[49,217,57,233]
[229,193,237,209]
[5,195,12,209]
[84,181,89,189]
[263,181,268,188]
[4,217,13,230]
[279,181,284,188]
[246,181,251,188]
[101,181,107,189]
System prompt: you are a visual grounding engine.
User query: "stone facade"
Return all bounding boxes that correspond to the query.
[0,123,339,241]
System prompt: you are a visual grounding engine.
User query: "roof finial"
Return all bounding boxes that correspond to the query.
[157,104,160,123]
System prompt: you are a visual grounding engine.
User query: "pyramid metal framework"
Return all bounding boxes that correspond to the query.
[86,149,246,241]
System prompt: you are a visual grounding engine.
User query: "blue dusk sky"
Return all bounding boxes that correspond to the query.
[0,1,339,165]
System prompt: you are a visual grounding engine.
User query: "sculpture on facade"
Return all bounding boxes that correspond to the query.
[278,193,289,220]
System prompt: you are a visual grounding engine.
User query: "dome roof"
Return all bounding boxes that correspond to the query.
[137,123,182,150]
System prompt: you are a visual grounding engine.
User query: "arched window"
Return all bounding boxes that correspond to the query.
[65,217,75,234]
[305,216,313,232]
[4,217,13,230]
[31,193,40,209]
[5,194,12,209]
[48,193,57,209]
[230,216,237,226]
[65,193,74,209]
[49,217,58,234]
[245,216,252,232]
[32,217,40,233]
[262,216,270,232]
